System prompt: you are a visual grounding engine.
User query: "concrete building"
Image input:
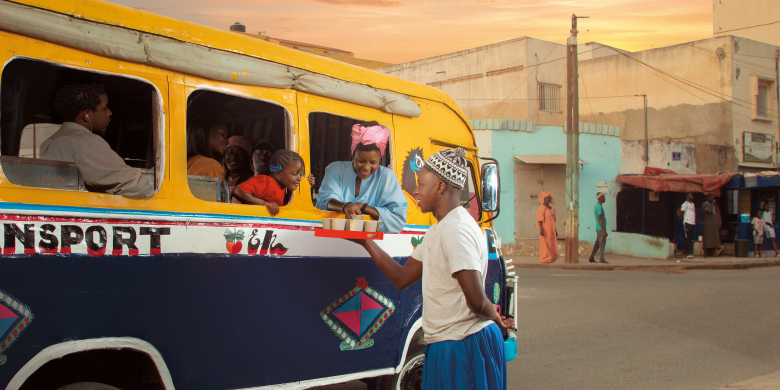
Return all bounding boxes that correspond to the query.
[714,0,780,46]
[378,34,779,257]
[577,35,779,175]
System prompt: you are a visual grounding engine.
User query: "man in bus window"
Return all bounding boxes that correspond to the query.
[40,83,154,198]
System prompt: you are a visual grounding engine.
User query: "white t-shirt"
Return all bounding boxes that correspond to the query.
[752,217,765,235]
[411,207,492,344]
[681,201,696,225]
[763,210,773,226]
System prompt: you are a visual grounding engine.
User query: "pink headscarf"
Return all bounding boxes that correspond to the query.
[351,124,390,157]
[227,136,253,156]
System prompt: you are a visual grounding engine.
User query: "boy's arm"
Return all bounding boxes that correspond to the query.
[455,270,515,329]
[354,240,422,290]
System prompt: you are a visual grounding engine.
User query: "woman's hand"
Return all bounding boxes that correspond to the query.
[343,202,362,219]
[265,202,280,216]
[308,174,316,187]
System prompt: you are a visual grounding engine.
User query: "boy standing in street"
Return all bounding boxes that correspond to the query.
[589,192,608,264]
[348,148,513,389]
[680,193,696,259]
[752,210,765,257]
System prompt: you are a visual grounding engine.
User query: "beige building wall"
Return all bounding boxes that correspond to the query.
[377,38,624,127]
[578,36,779,173]
[713,0,780,46]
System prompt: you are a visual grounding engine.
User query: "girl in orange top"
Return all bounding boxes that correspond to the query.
[186,116,228,177]
[537,192,559,263]
[232,150,304,216]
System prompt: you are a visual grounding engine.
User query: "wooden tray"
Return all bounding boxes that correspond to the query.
[314,228,384,240]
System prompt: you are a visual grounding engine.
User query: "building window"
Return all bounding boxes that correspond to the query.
[755,78,775,120]
[538,83,561,112]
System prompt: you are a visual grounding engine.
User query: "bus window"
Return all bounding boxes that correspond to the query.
[0,58,162,193]
[460,161,482,222]
[308,112,392,203]
[186,90,290,203]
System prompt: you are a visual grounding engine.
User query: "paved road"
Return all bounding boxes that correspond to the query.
[313,267,780,390]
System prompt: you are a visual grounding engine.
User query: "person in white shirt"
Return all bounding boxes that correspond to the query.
[752,210,765,257]
[348,148,513,390]
[40,83,153,198]
[761,203,778,257]
[680,193,696,259]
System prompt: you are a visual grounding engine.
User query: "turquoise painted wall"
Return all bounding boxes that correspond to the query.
[491,126,622,245]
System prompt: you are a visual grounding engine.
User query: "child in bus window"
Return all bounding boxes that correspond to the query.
[186,116,228,178]
[224,136,254,190]
[232,150,304,216]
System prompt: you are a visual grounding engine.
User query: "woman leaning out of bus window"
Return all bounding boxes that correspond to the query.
[223,136,254,203]
[186,116,229,177]
[316,123,408,233]
[232,150,304,216]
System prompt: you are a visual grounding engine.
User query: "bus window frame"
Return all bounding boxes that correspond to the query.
[296,92,395,216]
[307,110,394,175]
[0,55,166,194]
[183,86,297,208]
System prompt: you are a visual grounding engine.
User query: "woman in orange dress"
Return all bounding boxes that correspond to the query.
[537,192,559,263]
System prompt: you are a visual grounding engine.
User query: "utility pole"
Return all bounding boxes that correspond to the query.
[565,14,587,264]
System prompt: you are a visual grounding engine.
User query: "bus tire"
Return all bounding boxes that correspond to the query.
[374,328,425,390]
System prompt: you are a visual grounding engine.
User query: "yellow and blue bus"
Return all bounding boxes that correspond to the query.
[0,0,516,388]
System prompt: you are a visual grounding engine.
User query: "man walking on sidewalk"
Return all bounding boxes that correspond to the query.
[680,193,696,259]
[589,192,608,264]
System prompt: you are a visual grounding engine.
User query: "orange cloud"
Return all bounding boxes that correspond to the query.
[109,0,713,64]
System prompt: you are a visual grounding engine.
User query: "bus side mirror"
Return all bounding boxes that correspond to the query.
[479,159,500,221]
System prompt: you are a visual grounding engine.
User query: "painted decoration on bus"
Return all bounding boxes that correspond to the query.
[0,288,33,366]
[0,215,418,257]
[320,277,395,351]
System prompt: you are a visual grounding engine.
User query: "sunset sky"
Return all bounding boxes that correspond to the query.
[109,0,713,64]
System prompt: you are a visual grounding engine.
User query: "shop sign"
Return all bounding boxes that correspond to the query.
[744,175,758,188]
[672,152,681,161]
[743,132,774,164]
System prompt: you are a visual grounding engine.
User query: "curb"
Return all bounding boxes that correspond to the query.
[513,259,780,271]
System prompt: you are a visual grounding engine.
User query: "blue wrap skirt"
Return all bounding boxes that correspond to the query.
[422,323,507,390]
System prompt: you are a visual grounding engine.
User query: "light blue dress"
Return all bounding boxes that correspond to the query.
[316,161,408,233]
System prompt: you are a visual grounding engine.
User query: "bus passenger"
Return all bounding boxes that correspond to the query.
[40,83,154,198]
[252,141,276,177]
[224,136,254,189]
[316,123,408,233]
[232,150,304,216]
[186,116,228,177]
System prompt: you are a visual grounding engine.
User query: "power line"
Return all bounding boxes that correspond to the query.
[614,48,778,116]
[716,20,780,34]
[382,38,528,75]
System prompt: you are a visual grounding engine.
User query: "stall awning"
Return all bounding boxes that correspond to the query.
[514,155,588,165]
[616,172,736,196]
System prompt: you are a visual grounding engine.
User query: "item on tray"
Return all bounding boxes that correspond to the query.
[323,218,333,230]
[348,219,364,232]
[364,220,380,232]
[331,219,347,231]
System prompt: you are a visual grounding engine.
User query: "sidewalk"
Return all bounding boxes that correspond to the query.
[716,369,780,390]
[509,252,780,271]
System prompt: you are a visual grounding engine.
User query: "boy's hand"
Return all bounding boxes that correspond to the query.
[265,202,280,216]
[494,304,515,329]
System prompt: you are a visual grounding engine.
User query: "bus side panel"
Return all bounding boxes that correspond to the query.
[0,253,406,389]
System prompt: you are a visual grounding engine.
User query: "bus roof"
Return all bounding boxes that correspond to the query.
[7,0,471,128]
